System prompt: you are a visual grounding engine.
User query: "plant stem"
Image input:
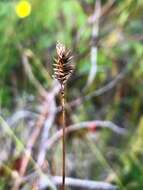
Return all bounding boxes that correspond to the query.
[61,84,66,190]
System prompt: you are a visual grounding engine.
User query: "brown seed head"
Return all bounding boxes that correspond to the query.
[53,42,74,85]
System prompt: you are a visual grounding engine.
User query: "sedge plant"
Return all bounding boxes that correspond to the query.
[53,42,74,190]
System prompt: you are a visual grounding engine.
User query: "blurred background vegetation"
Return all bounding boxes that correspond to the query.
[0,0,143,189]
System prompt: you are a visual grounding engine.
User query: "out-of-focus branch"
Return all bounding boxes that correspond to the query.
[45,120,127,151]
[52,176,117,190]
[87,0,101,86]
[56,68,127,112]
[22,174,116,190]
[100,0,116,18]
[22,51,47,97]
[11,99,49,190]
[7,110,37,126]
[22,173,57,190]
[11,50,60,190]
[76,0,116,44]
[11,83,59,190]
[37,84,58,166]
[85,67,127,101]
[68,58,136,113]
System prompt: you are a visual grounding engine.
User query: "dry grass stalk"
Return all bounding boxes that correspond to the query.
[53,42,74,190]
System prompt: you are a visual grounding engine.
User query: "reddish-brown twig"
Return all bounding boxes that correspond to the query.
[45,120,127,151]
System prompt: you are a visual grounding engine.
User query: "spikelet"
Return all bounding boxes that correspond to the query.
[53,42,74,86]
